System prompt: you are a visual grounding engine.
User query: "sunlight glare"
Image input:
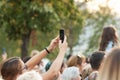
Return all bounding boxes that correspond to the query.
[86,0,120,16]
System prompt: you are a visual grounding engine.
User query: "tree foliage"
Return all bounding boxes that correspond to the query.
[76,0,117,55]
[0,0,84,59]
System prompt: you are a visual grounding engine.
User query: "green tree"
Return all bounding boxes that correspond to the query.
[0,0,59,59]
[0,0,84,58]
[52,0,84,54]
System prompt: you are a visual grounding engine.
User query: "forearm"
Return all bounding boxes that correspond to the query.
[42,51,65,80]
[25,49,48,70]
[25,36,59,70]
[49,51,65,72]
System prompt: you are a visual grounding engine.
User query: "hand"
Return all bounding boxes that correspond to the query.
[47,36,60,52]
[59,36,68,53]
[2,53,7,60]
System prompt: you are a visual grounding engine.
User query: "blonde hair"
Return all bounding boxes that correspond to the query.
[17,70,42,80]
[98,47,120,80]
[67,55,82,67]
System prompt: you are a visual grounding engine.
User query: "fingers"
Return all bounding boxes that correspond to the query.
[60,35,67,44]
[55,35,60,40]
[63,36,67,43]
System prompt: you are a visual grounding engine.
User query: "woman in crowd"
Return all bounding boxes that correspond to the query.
[67,55,83,73]
[1,36,68,80]
[97,47,120,80]
[99,25,119,52]
[61,66,82,80]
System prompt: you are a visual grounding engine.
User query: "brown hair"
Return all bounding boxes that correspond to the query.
[67,55,82,67]
[99,25,119,51]
[98,47,120,80]
[1,57,23,80]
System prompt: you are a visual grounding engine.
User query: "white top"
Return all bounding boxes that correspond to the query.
[105,41,113,52]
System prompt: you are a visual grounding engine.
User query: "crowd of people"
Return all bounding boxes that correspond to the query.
[0,25,120,80]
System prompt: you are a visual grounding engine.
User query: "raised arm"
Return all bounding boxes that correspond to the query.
[42,36,68,80]
[25,36,59,70]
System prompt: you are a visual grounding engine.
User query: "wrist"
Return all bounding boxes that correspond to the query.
[47,46,54,52]
[45,47,50,54]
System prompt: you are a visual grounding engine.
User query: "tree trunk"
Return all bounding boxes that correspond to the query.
[21,33,30,59]
[30,30,37,47]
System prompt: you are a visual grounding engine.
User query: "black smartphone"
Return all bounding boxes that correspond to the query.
[59,29,64,43]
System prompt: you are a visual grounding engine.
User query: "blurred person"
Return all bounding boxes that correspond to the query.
[82,55,92,79]
[1,36,68,80]
[82,64,92,80]
[17,70,42,80]
[77,54,86,67]
[61,66,82,80]
[30,49,39,57]
[45,61,52,72]
[97,47,120,80]
[1,48,7,61]
[84,51,105,80]
[30,50,46,73]
[60,62,67,74]
[22,56,40,73]
[45,61,67,80]
[67,55,82,73]
[99,25,119,52]
[1,57,24,80]
[45,61,67,73]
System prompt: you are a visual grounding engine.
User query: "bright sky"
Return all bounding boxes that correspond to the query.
[75,0,120,16]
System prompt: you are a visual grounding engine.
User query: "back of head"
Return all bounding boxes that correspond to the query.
[1,57,23,80]
[90,51,105,70]
[17,70,42,80]
[67,55,82,67]
[31,50,39,57]
[102,26,117,41]
[98,47,120,80]
[61,66,81,80]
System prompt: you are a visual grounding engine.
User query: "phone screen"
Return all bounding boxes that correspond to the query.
[59,29,64,43]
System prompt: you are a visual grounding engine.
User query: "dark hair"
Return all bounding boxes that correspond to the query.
[90,51,105,70]
[1,57,23,80]
[22,56,31,63]
[45,61,52,71]
[98,47,120,80]
[99,26,119,51]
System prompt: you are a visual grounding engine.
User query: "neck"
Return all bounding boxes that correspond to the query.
[92,68,99,72]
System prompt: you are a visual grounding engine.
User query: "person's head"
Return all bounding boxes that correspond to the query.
[30,50,39,57]
[62,66,82,80]
[82,64,92,79]
[67,55,82,72]
[99,25,119,51]
[17,70,43,80]
[23,56,40,73]
[98,47,120,80]
[1,57,25,80]
[90,51,105,70]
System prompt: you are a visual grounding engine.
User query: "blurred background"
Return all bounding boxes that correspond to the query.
[0,0,120,60]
